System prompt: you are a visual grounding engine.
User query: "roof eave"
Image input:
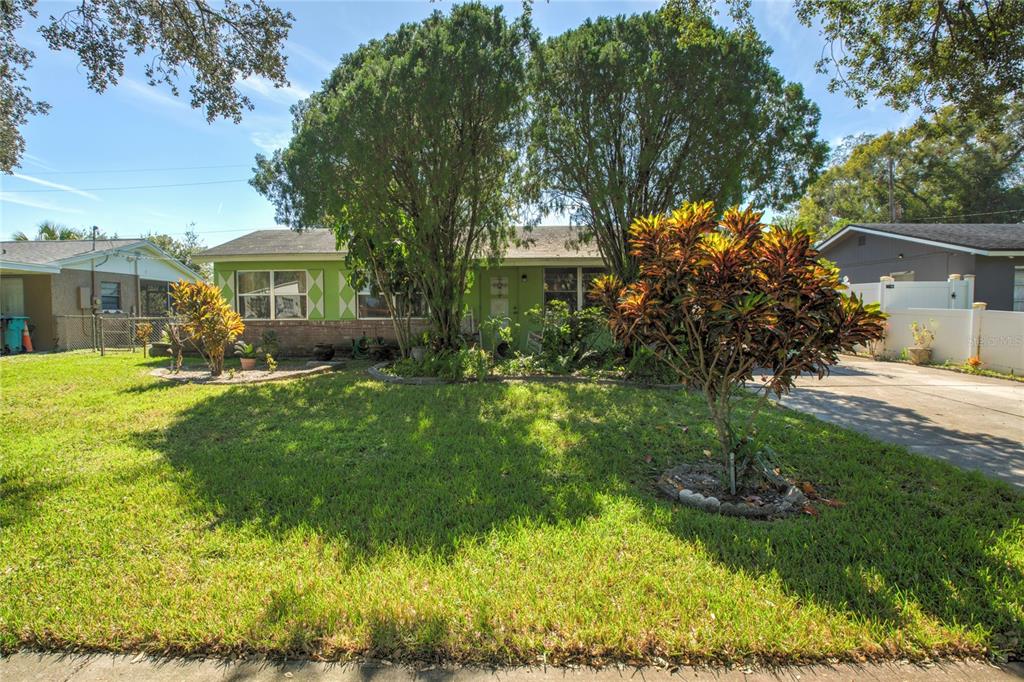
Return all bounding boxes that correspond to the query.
[0,260,62,274]
[816,224,1024,256]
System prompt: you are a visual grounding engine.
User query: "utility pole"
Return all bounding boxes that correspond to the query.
[887,157,895,222]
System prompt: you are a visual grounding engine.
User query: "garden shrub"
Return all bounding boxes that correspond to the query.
[593,201,886,493]
[170,280,245,377]
[525,301,621,373]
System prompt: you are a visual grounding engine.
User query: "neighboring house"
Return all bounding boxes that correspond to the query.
[0,239,201,351]
[817,223,1024,311]
[194,227,605,353]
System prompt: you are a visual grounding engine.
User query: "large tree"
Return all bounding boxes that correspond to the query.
[3,0,293,173]
[530,9,826,279]
[793,0,1024,120]
[145,227,211,280]
[797,102,1024,237]
[253,3,536,350]
[662,0,1024,121]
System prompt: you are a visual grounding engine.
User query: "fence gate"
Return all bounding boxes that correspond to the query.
[55,315,179,354]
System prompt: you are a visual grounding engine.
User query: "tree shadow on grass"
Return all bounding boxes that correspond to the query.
[142,372,603,558]
[143,371,1024,655]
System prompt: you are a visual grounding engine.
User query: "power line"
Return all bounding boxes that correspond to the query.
[1,178,250,193]
[15,163,252,175]
[913,207,1024,221]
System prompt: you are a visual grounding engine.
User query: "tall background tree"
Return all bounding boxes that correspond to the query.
[11,220,90,241]
[253,3,537,349]
[530,9,826,280]
[2,0,293,173]
[664,0,1023,121]
[794,0,1024,120]
[144,226,211,279]
[796,102,1024,237]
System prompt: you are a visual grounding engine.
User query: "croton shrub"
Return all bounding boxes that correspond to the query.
[170,280,245,376]
[592,201,886,493]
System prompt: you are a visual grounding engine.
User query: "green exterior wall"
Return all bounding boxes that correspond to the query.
[212,260,597,349]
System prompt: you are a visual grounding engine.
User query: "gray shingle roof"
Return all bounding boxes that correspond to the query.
[0,239,143,265]
[196,229,340,258]
[847,223,1024,251]
[197,226,603,261]
[505,226,600,259]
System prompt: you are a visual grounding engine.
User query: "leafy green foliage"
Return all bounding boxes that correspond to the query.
[253,3,537,349]
[524,301,619,373]
[530,9,826,279]
[797,103,1024,235]
[594,202,886,491]
[11,221,111,241]
[3,0,293,172]
[144,227,211,280]
[793,0,1024,119]
[170,280,244,376]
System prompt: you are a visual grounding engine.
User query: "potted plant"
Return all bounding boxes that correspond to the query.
[313,342,335,361]
[907,321,935,365]
[234,340,260,370]
[410,331,430,362]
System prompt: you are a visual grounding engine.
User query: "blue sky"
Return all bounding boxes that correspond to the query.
[1,1,918,248]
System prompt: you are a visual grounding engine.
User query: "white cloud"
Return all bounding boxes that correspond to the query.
[21,153,58,172]
[119,78,193,114]
[239,76,310,105]
[0,194,85,214]
[10,173,100,201]
[287,41,335,74]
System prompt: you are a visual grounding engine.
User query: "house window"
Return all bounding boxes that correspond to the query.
[236,271,307,320]
[357,275,427,320]
[0,277,25,316]
[1014,266,1024,312]
[140,280,171,316]
[544,267,609,311]
[544,268,578,310]
[100,282,121,311]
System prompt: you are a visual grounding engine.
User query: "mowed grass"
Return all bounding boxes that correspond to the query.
[1,352,1021,664]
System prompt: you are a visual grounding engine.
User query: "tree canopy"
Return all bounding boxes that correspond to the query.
[793,0,1024,119]
[662,0,1024,121]
[3,0,293,172]
[796,102,1024,237]
[252,3,536,349]
[529,9,826,279]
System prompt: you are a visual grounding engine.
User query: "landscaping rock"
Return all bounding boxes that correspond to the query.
[660,460,815,521]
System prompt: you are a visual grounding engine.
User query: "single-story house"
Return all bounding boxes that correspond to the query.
[817,223,1024,311]
[193,226,606,354]
[0,238,201,351]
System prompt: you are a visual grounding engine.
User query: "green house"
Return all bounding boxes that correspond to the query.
[194,227,605,354]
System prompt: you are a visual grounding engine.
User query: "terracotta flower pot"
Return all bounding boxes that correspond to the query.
[907,347,932,365]
[239,357,257,371]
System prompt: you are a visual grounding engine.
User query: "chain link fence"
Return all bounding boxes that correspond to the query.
[55,315,180,354]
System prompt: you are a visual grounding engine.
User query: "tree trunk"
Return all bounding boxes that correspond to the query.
[706,394,736,495]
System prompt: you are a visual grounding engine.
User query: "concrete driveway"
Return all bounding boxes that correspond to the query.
[775,356,1024,488]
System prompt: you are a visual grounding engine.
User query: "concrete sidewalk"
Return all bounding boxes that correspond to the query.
[1,652,1022,682]
[776,356,1024,488]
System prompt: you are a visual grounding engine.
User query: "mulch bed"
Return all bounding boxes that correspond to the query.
[657,460,837,520]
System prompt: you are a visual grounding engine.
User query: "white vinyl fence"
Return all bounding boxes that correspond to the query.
[848,274,974,310]
[849,274,1023,373]
[876,305,1024,374]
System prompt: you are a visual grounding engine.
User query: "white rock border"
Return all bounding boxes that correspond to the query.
[149,362,342,385]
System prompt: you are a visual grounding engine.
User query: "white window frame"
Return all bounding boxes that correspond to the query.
[235,270,308,321]
[356,273,428,321]
[544,266,608,310]
[1014,266,1024,312]
[99,281,122,312]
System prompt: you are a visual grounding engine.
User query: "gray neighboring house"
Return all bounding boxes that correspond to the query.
[817,223,1024,311]
[0,239,200,351]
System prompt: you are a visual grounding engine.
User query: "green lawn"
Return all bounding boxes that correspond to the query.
[1,352,1021,664]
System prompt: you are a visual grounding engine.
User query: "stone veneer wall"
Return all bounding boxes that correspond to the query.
[237,319,430,357]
